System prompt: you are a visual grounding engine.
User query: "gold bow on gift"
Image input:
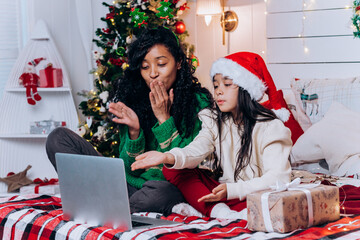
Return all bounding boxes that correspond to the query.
[148,0,162,13]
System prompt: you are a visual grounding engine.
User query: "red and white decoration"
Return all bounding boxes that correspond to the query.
[18,57,46,105]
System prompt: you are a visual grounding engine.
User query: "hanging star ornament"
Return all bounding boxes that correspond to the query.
[130,7,149,27]
[156,0,174,19]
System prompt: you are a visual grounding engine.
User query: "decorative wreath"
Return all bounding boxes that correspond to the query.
[352,0,360,38]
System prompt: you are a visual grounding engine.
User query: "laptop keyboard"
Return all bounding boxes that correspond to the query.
[131,221,152,227]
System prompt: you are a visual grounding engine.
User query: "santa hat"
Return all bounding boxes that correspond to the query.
[28,57,46,67]
[210,52,290,122]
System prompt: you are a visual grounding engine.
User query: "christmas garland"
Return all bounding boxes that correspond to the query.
[352,0,360,38]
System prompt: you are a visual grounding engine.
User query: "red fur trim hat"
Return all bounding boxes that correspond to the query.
[210,51,305,143]
[210,51,290,122]
[28,57,46,67]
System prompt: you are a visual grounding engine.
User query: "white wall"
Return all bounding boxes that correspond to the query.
[266,0,360,91]
[184,0,266,90]
[26,0,266,119]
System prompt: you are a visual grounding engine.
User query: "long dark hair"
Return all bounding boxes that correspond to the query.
[112,27,211,137]
[212,87,278,181]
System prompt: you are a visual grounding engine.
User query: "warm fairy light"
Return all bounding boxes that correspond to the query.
[261,50,265,54]
[111,19,114,23]
[95,72,99,76]
[112,155,116,158]
[303,3,306,7]
[94,146,97,150]
[304,47,309,53]
[298,34,302,37]
[264,11,268,15]
[303,16,306,19]
[120,11,123,15]
[345,5,350,9]
[99,80,102,84]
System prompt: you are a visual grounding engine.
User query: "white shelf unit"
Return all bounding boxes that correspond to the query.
[0,20,79,194]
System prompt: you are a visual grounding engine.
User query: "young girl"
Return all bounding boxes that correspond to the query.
[131,52,293,219]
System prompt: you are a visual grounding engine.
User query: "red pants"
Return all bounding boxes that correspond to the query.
[163,167,246,217]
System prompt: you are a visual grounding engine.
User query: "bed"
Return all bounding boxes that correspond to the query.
[1,174,360,240]
[1,76,360,239]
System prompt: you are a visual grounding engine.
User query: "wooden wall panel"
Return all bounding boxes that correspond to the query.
[266,0,359,92]
[267,0,351,13]
[267,36,360,63]
[267,9,352,38]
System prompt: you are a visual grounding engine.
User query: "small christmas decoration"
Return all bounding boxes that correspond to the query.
[352,0,360,38]
[148,0,162,13]
[20,177,59,195]
[156,0,174,19]
[19,57,46,105]
[0,165,33,192]
[130,7,149,27]
[30,120,66,134]
[190,55,199,70]
[175,21,186,34]
[39,63,63,88]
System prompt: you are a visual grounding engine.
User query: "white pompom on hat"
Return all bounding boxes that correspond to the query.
[210,52,290,122]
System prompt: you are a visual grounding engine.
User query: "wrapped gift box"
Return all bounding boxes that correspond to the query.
[39,66,63,87]
[247,184,340,233]
[20,183,60,195]
[30,120,66,134]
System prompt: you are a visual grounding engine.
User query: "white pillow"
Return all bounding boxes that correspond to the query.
[290,76,360,126]
[291,102,360,176]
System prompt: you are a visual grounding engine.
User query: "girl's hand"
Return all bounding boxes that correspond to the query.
[131,151,175,171]
[198,184,227,202]
[109,102,140,140]
[149,81,174,124]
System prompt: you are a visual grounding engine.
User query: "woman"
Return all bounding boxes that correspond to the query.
[46,27,212,216]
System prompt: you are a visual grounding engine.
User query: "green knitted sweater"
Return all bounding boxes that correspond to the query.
[118,92,210,189]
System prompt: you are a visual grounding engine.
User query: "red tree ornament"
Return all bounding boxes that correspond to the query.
[175,21,186,34]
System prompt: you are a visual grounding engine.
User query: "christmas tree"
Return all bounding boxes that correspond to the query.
[77,0,197,158]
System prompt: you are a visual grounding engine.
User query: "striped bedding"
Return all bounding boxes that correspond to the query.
[1,193,360,240]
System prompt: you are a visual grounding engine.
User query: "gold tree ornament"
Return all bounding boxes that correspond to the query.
[87,98,100,109]
[96,65,108,76]
[149,0,162,13]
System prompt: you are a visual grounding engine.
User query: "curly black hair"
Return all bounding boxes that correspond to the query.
[112,27,212,137]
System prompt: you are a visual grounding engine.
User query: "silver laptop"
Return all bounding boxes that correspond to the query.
[55,153,178,231]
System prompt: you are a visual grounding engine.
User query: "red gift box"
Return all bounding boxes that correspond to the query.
[39,66,63,88]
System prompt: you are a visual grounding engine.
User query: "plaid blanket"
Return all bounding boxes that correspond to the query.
[1,195,360,240]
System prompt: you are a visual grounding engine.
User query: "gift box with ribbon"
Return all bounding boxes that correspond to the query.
[247,178,340,233]
[39,64,63,88]
[20,178,59,195]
